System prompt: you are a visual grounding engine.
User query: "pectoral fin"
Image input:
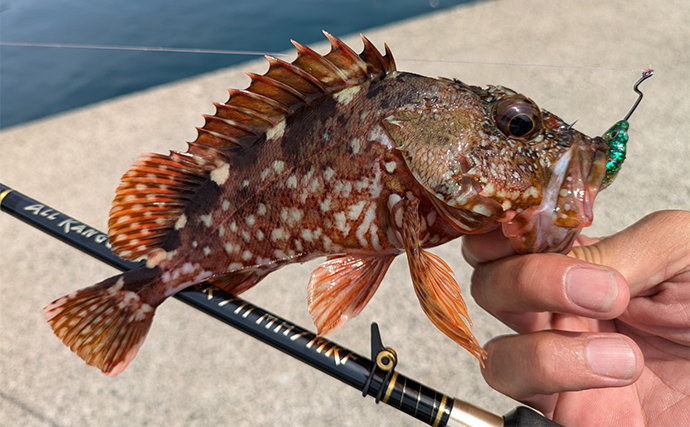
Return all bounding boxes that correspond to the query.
[308,254,395,336]
[395,198,487,364]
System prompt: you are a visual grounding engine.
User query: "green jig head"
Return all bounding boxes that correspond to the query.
[601,69,654,189]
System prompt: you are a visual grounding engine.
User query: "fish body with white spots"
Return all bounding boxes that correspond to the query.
[44,33,615,376]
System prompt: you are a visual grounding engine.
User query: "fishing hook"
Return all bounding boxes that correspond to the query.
[623,69,654,121]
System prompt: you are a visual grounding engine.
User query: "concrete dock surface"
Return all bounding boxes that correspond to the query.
[1,0,688,425]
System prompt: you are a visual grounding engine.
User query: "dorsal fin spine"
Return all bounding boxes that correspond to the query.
[195,128,244,151]
[383,44,396,71]
[359,35,387,75]
[323,31,369,77]
[325,32,366,64]
[213,102,278,127]
[200,127,246,145]
[203,114,261,137]
[264,56,327,92]
[228,89,290,114]
[291,41,349,86]
[246,72,308,103]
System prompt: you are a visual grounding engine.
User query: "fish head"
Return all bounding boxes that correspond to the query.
[498,115,610,253]
[384,77,610,253]
[477,85,610,253]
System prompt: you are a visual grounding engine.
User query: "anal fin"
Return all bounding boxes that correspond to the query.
[308,254,395,336]
[206,271,264,295]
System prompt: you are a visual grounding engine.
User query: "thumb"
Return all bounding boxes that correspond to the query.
[569,210,690,296]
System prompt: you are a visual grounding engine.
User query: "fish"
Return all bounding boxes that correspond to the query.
[44,32,614,376]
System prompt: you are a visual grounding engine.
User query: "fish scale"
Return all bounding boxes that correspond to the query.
[44,32,622,376]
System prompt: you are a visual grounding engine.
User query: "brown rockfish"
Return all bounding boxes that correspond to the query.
[44,33,615,376]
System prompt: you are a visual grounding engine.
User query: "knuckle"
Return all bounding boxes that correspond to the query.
[570,244,604,265]
[469,268,491,308]
[529,336,558,381]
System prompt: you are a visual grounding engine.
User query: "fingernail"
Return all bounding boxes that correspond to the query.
[586,338,636,379]
[566,267,618,312]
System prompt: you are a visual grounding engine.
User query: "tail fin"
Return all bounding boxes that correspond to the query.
[44,268,159,376]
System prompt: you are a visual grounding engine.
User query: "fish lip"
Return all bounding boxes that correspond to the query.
[550,133,609,229]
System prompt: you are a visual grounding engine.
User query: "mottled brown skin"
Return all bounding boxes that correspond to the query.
[44,35,609,376]
[156,74,473,291]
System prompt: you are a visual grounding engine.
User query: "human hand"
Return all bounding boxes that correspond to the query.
[463,210,690,426]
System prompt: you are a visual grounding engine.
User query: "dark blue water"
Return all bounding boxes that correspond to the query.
[0,0,476,128]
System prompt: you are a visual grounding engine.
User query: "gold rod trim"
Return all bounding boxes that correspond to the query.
[433,394,448,427]
[382,371,398,404]
[0,189,13,206]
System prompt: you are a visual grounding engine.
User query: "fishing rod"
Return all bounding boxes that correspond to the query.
[0,183,561,427]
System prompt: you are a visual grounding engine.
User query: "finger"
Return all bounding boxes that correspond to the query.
[471,253,630,332]
[462,227,515,267]
[575,234,600,247]
[481,331,644,406]
[621,278,690,346]
[570,210,690,296]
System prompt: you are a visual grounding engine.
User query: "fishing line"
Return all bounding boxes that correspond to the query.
[0,41,290,58]
[397,57,648,73]
[0,41,649,73]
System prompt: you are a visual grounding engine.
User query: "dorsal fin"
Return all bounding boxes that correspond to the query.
[189,31,396,158]
[108,33,395,260]
[108,151,213,259]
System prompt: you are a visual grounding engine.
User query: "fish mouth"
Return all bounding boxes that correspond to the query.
[501,134,609,253]
[549,135,609,228]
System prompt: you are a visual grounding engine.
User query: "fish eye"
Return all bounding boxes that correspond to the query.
[493,97,542,140]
